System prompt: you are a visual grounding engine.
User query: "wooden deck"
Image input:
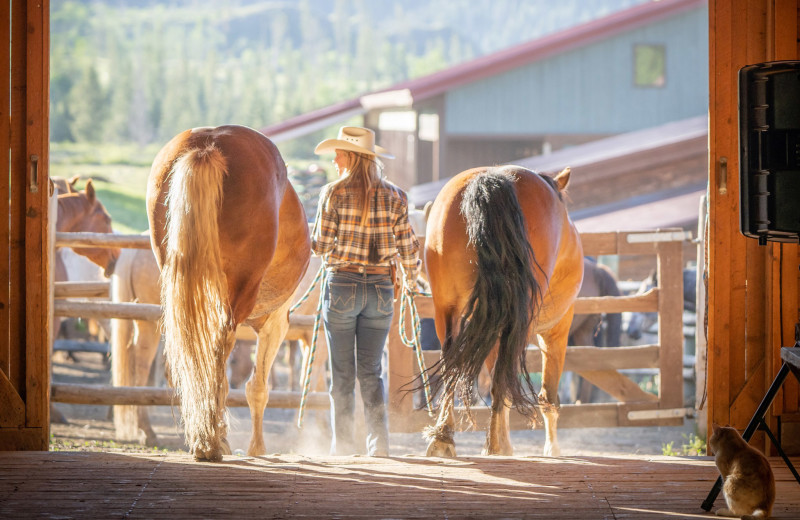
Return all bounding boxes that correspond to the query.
[1,452,798,518]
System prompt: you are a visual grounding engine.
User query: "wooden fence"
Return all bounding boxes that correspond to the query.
[54,228,691,432]
[387,229,690,432]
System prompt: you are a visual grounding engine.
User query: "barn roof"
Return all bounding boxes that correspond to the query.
[409,115,708,204]
[409,114,709,232]
[261,0,706,142]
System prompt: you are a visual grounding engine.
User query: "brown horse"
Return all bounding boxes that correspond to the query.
[423,165,583,457]
[55,178,119,278]
[146,125,310,461]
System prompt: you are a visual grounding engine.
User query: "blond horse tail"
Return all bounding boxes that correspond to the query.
[162,145,231,459]
[110,248,138,441]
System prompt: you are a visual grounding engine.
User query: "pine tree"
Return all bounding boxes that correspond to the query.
[68,65,108,143]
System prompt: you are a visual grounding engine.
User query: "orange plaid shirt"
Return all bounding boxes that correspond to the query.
[311,180,420,278]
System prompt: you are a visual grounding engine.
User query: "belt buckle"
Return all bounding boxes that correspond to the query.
[357,265,365,273]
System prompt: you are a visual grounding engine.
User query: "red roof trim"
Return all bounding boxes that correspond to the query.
[261,0,706,138]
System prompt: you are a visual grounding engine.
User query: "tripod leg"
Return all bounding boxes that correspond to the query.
[700,362,791,511]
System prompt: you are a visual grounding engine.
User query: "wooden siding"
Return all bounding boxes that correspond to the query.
[445,6,708,135]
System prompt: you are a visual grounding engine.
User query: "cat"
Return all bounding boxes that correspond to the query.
[708,423,776,519]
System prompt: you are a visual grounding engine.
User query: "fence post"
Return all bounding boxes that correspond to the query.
[657,239,685,411]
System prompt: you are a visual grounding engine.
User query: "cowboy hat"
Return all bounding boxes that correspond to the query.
[314,126,394,159]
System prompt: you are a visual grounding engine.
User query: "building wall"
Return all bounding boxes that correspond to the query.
[445,6,709,136]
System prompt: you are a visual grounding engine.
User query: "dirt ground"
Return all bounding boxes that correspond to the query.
[50,349,700,458]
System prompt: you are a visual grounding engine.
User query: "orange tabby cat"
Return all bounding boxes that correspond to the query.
[708,423,776,519]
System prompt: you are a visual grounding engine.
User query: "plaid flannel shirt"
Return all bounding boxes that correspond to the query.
[311,180,420,279]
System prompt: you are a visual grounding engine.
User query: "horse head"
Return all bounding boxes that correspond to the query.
[56,179,120,277]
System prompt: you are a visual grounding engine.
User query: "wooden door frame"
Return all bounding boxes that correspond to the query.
[0,0,51,450]
[707,0,800,450]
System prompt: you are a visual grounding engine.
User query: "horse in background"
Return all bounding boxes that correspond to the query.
[146,125,310,461]
[52,176,120,423]
[423,166,583,457]
[54,177,119,278]
[565,257,622,404]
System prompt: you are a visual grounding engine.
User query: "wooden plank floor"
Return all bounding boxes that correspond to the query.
[1,452,799,519]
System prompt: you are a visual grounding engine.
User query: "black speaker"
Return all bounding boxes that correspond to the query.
[739,60,800,244]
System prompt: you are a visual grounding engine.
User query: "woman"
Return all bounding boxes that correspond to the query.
[311,126,420,456]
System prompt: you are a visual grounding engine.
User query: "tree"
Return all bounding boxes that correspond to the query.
[68,65,108,143]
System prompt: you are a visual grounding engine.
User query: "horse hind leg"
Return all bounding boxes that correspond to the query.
[425,310,457,457]
[192,327,237,462]
[246,300,292,456]
[483,346,513,456]
[424,388,457,457]
[538,308,574,457]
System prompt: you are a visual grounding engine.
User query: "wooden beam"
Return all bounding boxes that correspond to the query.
[576,370,659,403]
[51,383,330,409]
[54,281,110,299]
[421,345,661,373]
[24,0,51,445]
[56,232,151,250]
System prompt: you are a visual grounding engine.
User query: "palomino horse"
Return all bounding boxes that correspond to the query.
[146,125,310,461]
[423,165,583,457]
[111,248,329,447]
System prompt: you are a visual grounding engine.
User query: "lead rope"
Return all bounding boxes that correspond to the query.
[295,264,327,429]
[398,269,435,415]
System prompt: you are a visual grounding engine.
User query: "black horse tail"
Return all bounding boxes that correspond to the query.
[596,263,622,347]
[437,169,543,418]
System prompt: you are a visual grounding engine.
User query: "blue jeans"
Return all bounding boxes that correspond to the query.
[323,270,394,456]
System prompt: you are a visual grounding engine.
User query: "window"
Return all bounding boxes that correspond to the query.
[634,44,666,87]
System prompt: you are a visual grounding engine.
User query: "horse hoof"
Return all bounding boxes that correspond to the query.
[543,443,561,457]
[426,440,457,458]
[247,440,266,457]
[482,446,513,456]
[193,448,223,462]
[144,434,159,448]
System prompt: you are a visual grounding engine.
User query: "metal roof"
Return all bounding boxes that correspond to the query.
[261,0,706,142]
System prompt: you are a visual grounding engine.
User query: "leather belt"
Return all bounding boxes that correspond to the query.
[333,264,392,275]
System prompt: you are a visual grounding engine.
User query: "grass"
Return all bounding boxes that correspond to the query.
[51,142,155,234]
[662,432,706,456]
[50,141,327,234]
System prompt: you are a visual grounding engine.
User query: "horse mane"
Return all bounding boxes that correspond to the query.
[537,173,564,201]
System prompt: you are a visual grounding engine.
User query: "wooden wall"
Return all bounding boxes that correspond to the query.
[0,0,52,450]
[707,0,800,452]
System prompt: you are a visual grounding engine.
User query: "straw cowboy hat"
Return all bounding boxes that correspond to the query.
[314,126,394,159]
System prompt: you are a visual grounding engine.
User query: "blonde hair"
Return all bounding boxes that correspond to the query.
[327,150,384,225]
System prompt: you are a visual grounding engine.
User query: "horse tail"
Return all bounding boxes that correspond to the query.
[440,170,543,416]
[596,263,622,347]
[161,145,231,458]
[110,248,138,441]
